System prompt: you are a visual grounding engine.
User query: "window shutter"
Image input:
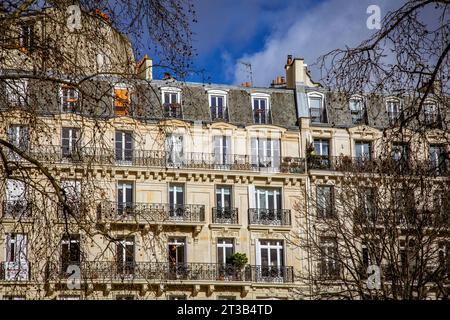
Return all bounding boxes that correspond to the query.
[251,138,258,165]
[248,185,256,209]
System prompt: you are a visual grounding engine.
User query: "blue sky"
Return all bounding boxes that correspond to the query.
[186,0,406,87]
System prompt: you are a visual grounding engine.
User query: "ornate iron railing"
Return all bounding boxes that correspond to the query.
[248,208,291,226]
[48,261,294,283]
[212,207,239,224]
[1,200,32,219]
[97,202,205,223]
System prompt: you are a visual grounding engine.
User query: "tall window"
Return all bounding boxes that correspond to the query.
[166,134,184,165]
[255,187,282,211]
[169,184,185,219]
[115,131,133,163]
[251,138,280,170]
[424,100,438,125]
[7,125,29,159]
[5,233,29,281]
[355,141,371,160]
[210,93,228,121]
[252,95,271,124]
[168,238,186,266]
[308,93,327,123]
[162,88,182,118]
[349,95,366,125]
[114,86,130,116]
[429,144,447,174]
[213,136,231,166]
[217,238,234,265]
[311,138,330,169]
[61,234,80,273]
[320,238,339,279]
[215,186,234,223]
[392,142,409,162]
[360,188,376,222]
[62,127,81,159]
[386,98,401,124]
[256,239,284,280]
[116,236,135,275]
[117,182,133,216]
[19,24,34,50]
[5,80,27,105]
[316,185,334,219]
[5,179,28,218]
[60,86,79,113]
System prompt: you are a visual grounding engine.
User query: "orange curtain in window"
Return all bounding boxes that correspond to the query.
[114,88,129,116]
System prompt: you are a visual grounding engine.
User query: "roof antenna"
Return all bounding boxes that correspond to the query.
[239,61,253,86]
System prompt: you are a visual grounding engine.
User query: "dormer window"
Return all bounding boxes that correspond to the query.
[386,98,402,125]
[161,87,182,118]
[113,86,130,116]
[349,95,367,125]
[251,93,271,124]
[308,92,327,123]
[208,89,228,121]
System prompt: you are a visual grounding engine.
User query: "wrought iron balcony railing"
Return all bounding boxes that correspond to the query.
[1,200,32,219]
[212,207,239,224]
[0,262,31,281]
[163,103,183,119]
[97,202,205,223]
[48,261,294,283]
[248,208,291,226]
[25,146,306,174]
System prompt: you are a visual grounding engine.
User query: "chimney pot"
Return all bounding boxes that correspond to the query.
[277,76,281,85]
[281,76,285,84]
[287,55,293,65]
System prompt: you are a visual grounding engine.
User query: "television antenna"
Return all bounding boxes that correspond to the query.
[239,61,253,85]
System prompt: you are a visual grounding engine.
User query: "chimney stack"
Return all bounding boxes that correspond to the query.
[136,54,153,81]
[163,72,171,80]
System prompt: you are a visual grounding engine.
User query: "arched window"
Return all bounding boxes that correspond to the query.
[307,92,326,123]
[349,94,366,125]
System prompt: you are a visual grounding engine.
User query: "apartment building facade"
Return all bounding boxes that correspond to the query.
[0,8,448,300]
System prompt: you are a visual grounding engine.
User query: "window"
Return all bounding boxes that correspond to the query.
[19,23,34,51]
[5,80,27,106]
[115,131,133,163]
[250,187,283,224]
[355,141,371,160]
[361,242,379,271]
[214,186,235,224]
[256,239,284,280]
[349,95,366,124]
[423,100,439,125]
[386,98,402,124]
[310,139,330,169]
[392,142,409,162]
[114,86,130,116]
[169,184,185,219]
[308,93,327,123]
[438,242,449,276]
[320,238,339,279]
[161,88,182,118]
[5,179,29,218]
[166,134,184,165]
[429,144,447,174]
[5,233,29,281]
[60,179,81,208]
[62,127,81,159]
[359,188,377,222]
[433,192,449,225]
[217,238,234,265]
[7,124,29,158]
[61,234,80,273]
[168,238,186,268]
[117,182,134,216]
[213,136,231,166]
[252,94,271,124]
[60,85,79,112]
[209,91,228,121]
[251,138,280,170]
[316,185,334,219]
[400,240,417,274]
[116,236,135,275]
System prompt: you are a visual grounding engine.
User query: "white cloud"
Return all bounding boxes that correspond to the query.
[232,0,404,87]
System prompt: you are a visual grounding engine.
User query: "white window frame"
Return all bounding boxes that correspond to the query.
[5,233,29,281]
[307,91,326,123]
[115,130,133,164]
[161,87,182,104]
[60,85,79,112]
[251,93,271,124]
[313,139,330,157]
[166,134,184,165]
[217,238,234,265]
[385,97,401,119]
[5,80,27,105]
[207,89,228,121]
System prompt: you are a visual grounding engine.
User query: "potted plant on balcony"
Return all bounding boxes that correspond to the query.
[228,252,248,281]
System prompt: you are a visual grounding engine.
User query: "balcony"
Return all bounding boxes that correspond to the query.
[248,208,291,227]
[163,103,183,119]
[212,207,239,224]
[1,200,32,219]
[0,262,31,281]
[253,109,272,125]
[26,146,306,174]
[49,261,294,284]
[97,202,205,225]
